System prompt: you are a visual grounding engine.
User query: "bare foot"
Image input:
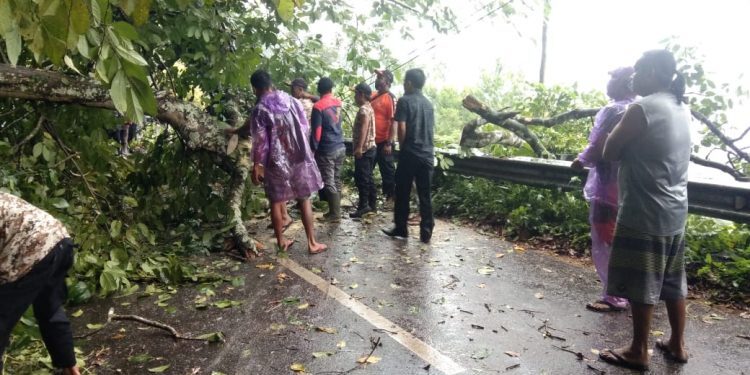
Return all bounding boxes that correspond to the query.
[62,366,81,375]
[656,339,688,363]
[279,238,295,252]
[308,242,328,254]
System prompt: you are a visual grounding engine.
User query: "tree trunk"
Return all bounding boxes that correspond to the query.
[0,64,256,254]
[538,0,551,84]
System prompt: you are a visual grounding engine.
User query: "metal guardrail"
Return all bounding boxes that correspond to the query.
[343,141,750,223]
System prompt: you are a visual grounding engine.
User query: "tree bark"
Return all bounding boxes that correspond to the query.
[459,118,524,149]
[0,64,255,254]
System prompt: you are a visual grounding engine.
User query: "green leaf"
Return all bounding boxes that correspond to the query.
[132,0,152,25]
[115,43,148,66]
[50,197,69,209]
[147,364,170,373]
[86,323,104,330]
[274,0,295,21]
[77,35,91,58]
[312,351,334,358]
[113,21,139,40]
[128,353,153,363]
[64,55,82,74]
[71,309,84,317]
[195,331,225,343]
[110,70,129,115]
[70,0,90,34]
[3,24,21,66]
[110,220,122,238]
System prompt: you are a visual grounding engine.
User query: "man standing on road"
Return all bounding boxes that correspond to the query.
[371,69,398,207]
[0,192,81,375]
[382,68,435,243]
[310,77,346,222]
[289,78,319,133]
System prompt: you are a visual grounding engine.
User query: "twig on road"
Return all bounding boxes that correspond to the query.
[316,337,382,375]
[586,364,606,374]
[551,344,585,360]
[74,308,212,342]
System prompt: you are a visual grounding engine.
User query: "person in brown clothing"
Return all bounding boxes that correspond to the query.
[350,82,378,218]
[0,192,81,375]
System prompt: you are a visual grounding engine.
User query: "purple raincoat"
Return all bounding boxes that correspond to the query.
[251,90,323,203]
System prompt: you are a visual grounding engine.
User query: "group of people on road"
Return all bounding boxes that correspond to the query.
[0,48,694,374]
[573,49,692,371]
[228,67,436,256]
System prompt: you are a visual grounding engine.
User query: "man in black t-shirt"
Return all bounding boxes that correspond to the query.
[382,68,435,243]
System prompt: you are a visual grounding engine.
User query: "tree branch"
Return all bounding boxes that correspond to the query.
[0,64,256,252]
[690,154,749,181]
[459,117,524,149]
[11,115,45,154]
[516,108,599,127]
[462,95,553,158]
[691,109,750,164]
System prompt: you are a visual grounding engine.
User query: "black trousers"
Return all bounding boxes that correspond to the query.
[0,238,76,370]
[375,142,396,199]
[354,148,377,210]
[393,155,434,236]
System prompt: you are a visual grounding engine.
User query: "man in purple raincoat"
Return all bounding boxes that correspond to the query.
[571,67,635,312]
[244,70,327,254]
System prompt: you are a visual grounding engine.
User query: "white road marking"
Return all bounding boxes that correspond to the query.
[277,256,466,375]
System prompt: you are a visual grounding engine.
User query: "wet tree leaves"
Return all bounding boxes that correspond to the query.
[195,332,225,343]
[477,266,494,275]
[128,353,154,363]
[356,355,381,364]
[312,351,335,358]
[470,348,490,360]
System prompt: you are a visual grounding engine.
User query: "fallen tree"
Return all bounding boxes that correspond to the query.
[0,64,256,255]
[460,94,750,181]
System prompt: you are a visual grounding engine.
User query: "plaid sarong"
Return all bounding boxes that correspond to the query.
[606,224,687,305]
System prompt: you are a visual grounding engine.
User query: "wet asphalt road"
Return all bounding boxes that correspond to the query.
[73,213,750,375]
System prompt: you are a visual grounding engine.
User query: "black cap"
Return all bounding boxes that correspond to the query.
[375,69,394,84]
[290,78,307,90]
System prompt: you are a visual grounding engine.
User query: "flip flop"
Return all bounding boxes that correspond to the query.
[655,339,689,363]
[599,349,649,371]
[586,300,626,313]
[308,243,328,255]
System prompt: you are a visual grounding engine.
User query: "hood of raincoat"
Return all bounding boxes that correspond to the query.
[259,90,294,114]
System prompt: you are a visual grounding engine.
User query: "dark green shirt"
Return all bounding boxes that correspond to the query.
[394,90,435,163]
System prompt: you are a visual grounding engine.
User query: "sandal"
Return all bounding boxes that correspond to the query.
[586,300,627,313]
[599,349,649,371]
[655,339,688,363]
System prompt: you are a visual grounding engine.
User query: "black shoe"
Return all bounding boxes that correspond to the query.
[420,229,432,243]
[382,227,408,238]
[349,207,373,218]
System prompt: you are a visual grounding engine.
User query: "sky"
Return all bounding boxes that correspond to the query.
[382,0,750,123]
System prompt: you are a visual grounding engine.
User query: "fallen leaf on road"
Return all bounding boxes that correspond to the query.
[276,272,290,283]
[477,283,486,288]
[590,349,600,355]
[651,330,664,337]
[495,253,505,258]
[471,349,490,360]
[357,356,381,364]
[337,340,346,349]
[270,323,286,332]
[312,351,335,358]
[349,283,359,289]
[390,283,402,289]
[128,354,153,363]
[477,266,494,275]
[534,292,544,299]
[513,245,526,252]
[290,363,306,372]
[311,267,323,274]
[542,268,552,273]
[740,312,749,319]
[86,323,103,330]
[148,364,170,373]
[256,263,275,270]
[297,303,310,310]
[701,313,726,323]
[504,351,520,357]
[71,309,83,318]
[331,278,339,285]
[316,326,337,334]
